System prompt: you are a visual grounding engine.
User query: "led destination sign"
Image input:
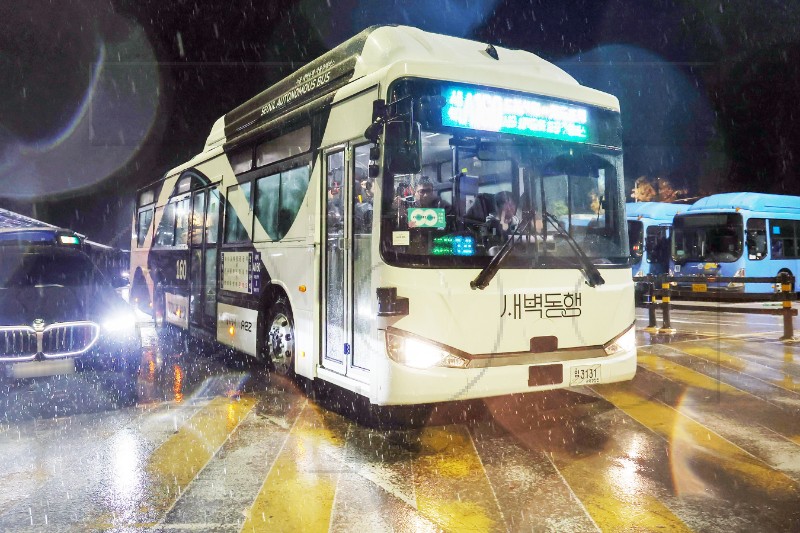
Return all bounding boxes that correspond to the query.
[441,87,589,142]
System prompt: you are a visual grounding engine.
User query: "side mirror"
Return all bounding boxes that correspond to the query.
[364,99,388,143]
[385,121,421,175]
[364,122,383,143]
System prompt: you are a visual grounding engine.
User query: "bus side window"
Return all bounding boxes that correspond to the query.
[206,189,220,244]
[746,218,767,260]
[771,219,797,258]
[190,192,206,246]
[174,197,190,246]
[155,203,176,246]
[255,165,310,241]
[224,183,252,244]
[255,173,280,240]
[137,207,153,247]
[278,166,310,239]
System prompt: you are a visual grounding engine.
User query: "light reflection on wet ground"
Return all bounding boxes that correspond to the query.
[0,308,798,531]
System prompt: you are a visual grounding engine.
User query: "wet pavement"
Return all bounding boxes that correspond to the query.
[0,307,798,532]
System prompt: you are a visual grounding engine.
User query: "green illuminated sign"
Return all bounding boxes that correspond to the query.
[432,234,475,256]
[408,208,447,229]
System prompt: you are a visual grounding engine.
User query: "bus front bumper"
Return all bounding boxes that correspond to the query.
[374,347,637,406]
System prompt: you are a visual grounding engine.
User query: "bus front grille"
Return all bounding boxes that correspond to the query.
[42,323,100,357]
[0,328,37,360]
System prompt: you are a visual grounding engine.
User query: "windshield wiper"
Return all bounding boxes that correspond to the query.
[542,211,605,288]
[470,210,537,290]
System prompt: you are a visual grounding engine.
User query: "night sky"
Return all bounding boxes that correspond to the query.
[1,0,799,246]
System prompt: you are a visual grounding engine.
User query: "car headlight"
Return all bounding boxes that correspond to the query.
[603,325,636,356]
[386,330,469,369]
[102,310,138,336]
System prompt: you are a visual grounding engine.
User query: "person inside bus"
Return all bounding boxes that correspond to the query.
[327,180,343,231]
[413,176,449,209]
[467,190,518,239]
[354,167,374,205]
[772,238,784,258]
[486,191,519,238]
[353,167,373,234]
[413,175,456,230]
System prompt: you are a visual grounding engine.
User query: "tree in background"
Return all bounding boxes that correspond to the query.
[630,176,687,203]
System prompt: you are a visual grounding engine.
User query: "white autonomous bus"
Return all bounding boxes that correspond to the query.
[130,25,636,405]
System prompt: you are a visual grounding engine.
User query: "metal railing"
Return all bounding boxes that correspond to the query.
[634,272,797,340]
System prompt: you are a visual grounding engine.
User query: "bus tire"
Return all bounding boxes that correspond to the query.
[263,299,295,378]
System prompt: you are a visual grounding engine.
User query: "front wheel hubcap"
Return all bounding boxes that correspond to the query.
[268,313,294,374]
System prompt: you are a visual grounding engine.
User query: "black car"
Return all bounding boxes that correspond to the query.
[0,245,141,407]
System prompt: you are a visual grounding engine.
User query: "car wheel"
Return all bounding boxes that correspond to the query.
[262,299,295,378]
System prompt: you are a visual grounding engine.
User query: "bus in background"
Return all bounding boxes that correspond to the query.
[130,25,636,407]
[627,202,686,278]
[671,192,800,293]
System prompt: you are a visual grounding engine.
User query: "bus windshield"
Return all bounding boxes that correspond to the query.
[672,213,744,263]
[380,130,628,269]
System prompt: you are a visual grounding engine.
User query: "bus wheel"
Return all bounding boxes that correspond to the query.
[264,300,295,378]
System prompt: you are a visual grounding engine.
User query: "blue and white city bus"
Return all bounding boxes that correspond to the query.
[671,192,800,293]
[130,25,636,406]
[626,202,686,278]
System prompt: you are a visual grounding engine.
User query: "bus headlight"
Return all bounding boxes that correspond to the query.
[603,325,636,356]
[386,331,469,369]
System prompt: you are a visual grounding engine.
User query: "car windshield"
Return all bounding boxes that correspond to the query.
[380,130,628,269]
[672,213,744,263]
[0,249,104,288]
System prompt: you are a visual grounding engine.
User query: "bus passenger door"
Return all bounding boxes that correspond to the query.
[189,188,220,331]
[323,144,373,381]
[323,149,348,374]
[349,143,374,381]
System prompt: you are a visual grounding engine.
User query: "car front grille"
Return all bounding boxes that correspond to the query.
[42,322,100,357]
[0,322,99,361]
[0,327,38,360]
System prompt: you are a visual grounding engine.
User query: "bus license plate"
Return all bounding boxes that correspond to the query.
[570,365,601,386]
[692,283,708,292]
[10,359,75,379]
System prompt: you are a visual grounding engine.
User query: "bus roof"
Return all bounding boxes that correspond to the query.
[204,25,618,151]
[687,192,800,215]
[625,202,686,221]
